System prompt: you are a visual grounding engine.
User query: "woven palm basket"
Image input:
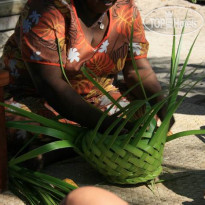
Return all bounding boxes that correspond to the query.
[77,118,164,184]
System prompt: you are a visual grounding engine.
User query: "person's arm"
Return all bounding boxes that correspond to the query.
[26,62,130,132]
[123,58,175,127]
[19,3,121,132]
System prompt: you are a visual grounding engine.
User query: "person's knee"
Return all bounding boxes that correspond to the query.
[64,186,128,205]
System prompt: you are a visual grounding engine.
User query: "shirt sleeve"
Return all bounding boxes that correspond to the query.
[21,1,67,67]
[126,1,149,61]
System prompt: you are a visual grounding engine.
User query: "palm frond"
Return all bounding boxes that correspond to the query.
[9,165,77,205]
[9,140,74,166]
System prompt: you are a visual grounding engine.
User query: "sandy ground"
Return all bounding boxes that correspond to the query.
[0,0,205,204]
[137,0,205,64]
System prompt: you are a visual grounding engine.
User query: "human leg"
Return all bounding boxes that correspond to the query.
[61,186,128,205]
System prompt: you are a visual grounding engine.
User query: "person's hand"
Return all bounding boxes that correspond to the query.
[157,105,175,131]
[98,116,134,135]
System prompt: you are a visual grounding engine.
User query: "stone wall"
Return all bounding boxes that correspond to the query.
[0,0,26,69]
[0,0,26,16]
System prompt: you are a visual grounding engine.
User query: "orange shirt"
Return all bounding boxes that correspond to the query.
[3,0,149,98]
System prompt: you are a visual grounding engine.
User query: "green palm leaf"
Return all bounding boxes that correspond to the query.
[6,121,74,141]
[9,140,74,166]
[0,102,82,137]
[9,165,77,205]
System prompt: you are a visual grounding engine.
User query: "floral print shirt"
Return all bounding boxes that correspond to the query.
[3,0,149,98]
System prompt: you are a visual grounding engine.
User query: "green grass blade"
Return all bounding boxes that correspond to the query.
[129,21,147,100]
[36,188,58,205]
[122,89,179,147]
[6,121,74,141]
[91,77,164,146]
[0,102,82,137]
[98,90,167,148]
[9,177,39,205]
[10,172,66,198]
[10,165,77,191]
[170,12,187,88]
[84,72,148,147]
[131,99,167,146]
[98,100,146,146]
[168,12,188,113]
[81,66,122,109]
[167,129,205,142]
[81,65,146,147]
[100,94,168,151]
[82,64,152,105]
[170,19,176,89]
[151,103,177,146]
[177,31,201,86]
[9,140,73,165]
[9,169,67,205]
[81,56,165,148]
[105,101,146,150]
[153,75,202,146]
[11,134,38,161]
[56,37,71,86]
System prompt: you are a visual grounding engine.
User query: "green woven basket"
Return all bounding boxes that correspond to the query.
[78,118,164,184]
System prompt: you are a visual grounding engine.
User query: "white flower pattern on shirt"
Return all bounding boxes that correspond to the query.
[30,51,42,61]
[98,40,109,53]
[131,43,142,56]
[59,0,69,5]
[68,48,80,63]
[9,102,22,111]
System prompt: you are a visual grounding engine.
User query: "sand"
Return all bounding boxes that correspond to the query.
[136,0,205,64]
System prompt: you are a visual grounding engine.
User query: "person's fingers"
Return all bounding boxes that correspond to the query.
[169,116,175,131]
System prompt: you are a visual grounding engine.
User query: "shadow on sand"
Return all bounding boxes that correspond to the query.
[159,165,205,205]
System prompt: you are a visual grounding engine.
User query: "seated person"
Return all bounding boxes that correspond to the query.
[3,0,173,157]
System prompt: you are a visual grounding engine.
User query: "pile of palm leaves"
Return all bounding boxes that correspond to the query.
[1,17,205,204]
